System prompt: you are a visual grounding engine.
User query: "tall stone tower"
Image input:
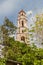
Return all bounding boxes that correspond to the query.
[16,10,28,44]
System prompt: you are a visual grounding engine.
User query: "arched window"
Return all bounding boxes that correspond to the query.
[22,13,23,15]
[22,30,24,33]
[22,21,24,27]
[21,36,25,42]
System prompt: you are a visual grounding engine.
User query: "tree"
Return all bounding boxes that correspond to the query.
[34,14,43,45]
[29,14,43,46]
[1,17,17,45]
[0,58,6,65]
[1,15,43,65]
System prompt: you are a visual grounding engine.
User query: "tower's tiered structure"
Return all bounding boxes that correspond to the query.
[16,10,28,43]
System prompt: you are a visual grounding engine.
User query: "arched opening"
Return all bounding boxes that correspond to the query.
[22,21,24,27]
[22,13,23,15]
[21,36,25,42]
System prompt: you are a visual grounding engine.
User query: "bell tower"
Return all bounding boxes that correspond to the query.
[16,10,28,43]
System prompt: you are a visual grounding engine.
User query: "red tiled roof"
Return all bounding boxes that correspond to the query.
[19,9,26,14]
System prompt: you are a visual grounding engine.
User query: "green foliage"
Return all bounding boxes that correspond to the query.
[2,37,43,65]
[1,17,16,44]
[1,16,43,65]
[34,14,43,43]
[0,58,6,65]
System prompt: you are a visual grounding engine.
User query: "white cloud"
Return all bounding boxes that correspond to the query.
[27,10,36,29]
[26,10,36,25]
[30,16,36,22]
[26,10,33,15]
[27,10,34,26]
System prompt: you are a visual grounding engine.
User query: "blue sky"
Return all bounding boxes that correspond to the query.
[0,0,43,25]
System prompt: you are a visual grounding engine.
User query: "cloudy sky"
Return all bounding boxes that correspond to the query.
[0,0,43,25]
